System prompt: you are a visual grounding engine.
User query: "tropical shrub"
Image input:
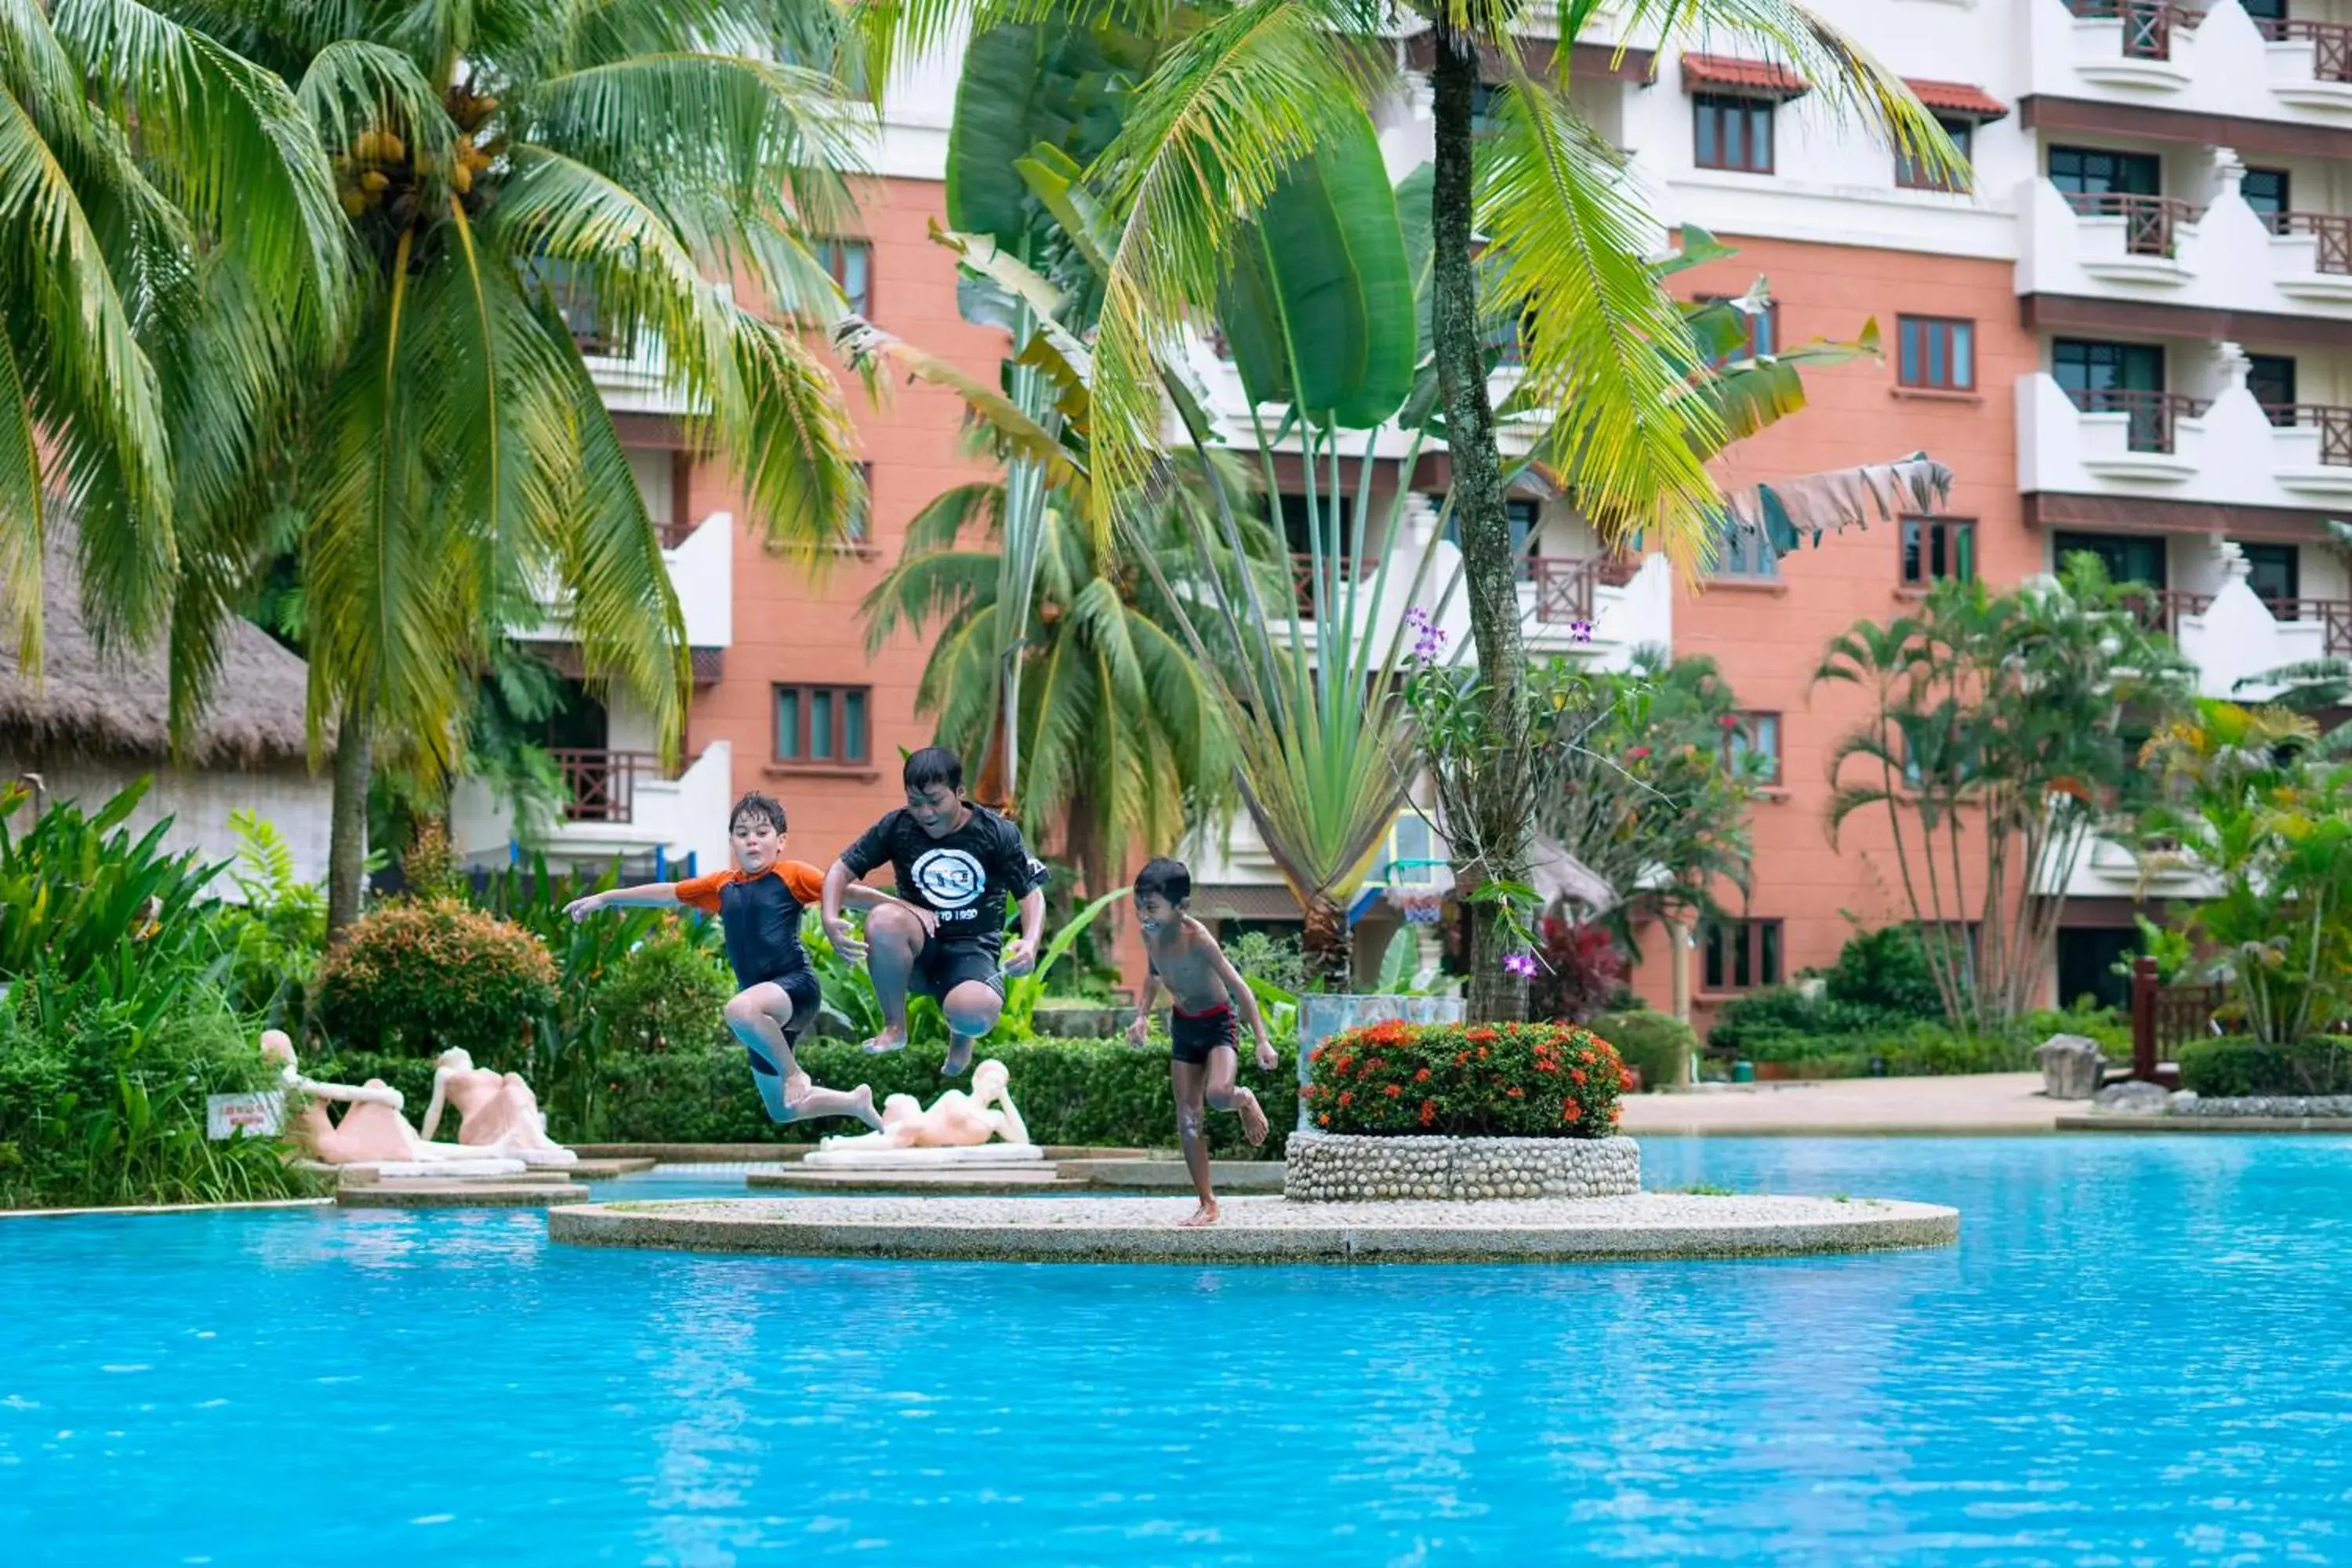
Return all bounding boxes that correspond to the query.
[212,810,328,1025]
[1529,916,1628,1023]
[1305,1020,1626,1138]
[1820,924,1944,1018]
[1708,988,1898,1054]
[0,781,223,986]
[315,900,557,1059]
[1592,1009,1696,1091]
[586,919,733,1054]
[2179,1036,2352,1098]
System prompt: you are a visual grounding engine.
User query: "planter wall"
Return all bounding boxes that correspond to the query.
[1295,994,1468,1131]
[1284,1131,1641,1201]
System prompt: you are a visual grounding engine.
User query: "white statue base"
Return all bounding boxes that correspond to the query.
[329,1156,529,1180]
[802,1143,1047,1171]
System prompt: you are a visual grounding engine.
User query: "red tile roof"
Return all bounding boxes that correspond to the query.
[1903,77,2010,121]
[1679,53,1809,99]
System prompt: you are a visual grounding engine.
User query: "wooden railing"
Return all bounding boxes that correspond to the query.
[2128,955,2224,1087]
[2270,212,2352,274]
[2067,0,2203,59]
[1521,553,1641,625]
[2062,385,2209,452]
[1288,554,1372,616]
[2115,590,2352,656]
[2254,14,2352,83]
[549,749,666,824]
[2060,190,2200,257]
[2261,402,2352,465]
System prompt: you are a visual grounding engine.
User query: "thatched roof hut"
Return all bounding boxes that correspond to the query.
[1,543,316,769]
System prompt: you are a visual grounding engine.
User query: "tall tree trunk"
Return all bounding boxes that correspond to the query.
[327,702,373,938]
[1301,894,1352,994]
[1432,31,1530,1023]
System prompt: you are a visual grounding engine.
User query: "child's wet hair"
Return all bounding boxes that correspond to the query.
[1134,856,1191,905]
[903,746,963,793]
[729,791,787,835]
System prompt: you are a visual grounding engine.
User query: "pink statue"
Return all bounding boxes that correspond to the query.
[262,1030,523,1174]
[817,1058,1031,1152]
[419,1048,578,1167]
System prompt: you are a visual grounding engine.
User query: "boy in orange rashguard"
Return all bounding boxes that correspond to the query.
[565,792,893,1130]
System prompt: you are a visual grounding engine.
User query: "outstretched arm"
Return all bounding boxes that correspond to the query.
[992,1087,1030,1148]
[419,1069,452,1141]
[565,882,681,920]
[1005,887,1047,975]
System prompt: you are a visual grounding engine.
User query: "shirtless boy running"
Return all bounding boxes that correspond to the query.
[1123,857,1277,1227]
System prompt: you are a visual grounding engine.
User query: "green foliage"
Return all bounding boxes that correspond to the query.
[1590,1009,1695,1091]
[1226,929,1309,994]
[1711,1007,2127,1079]
[2136,702,2352,1045]
[799,920,952,1049]
[212,809,326,1023]
[1817,563,2196,1029]
[314,899,558,1061]
[586,919,733,1054]
[2179,1036,2352,1098]
[997,887,1130,1036]
[1820,924,1944,1018]
[0,780,223,986]
[1305,1019,1625,1138]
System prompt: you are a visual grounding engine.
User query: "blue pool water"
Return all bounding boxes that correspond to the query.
[5,1138,2350,1566]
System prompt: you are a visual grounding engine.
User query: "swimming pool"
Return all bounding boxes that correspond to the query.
[4,1138,2347,1564]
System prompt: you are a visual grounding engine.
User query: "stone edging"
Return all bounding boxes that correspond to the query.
[546,1192,1959,1264]
[1283,1131,1639,1202]
[0,1197,336,1222]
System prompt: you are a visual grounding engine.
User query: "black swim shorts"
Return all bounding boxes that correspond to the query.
[739,968,823,1077]
[1169,1004,1240,1066]
[910,942,1004,1004]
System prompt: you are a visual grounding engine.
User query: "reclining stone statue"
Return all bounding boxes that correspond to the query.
[262,1030,525,1176]
[419,1048,579,1167]
[816,1058,1033,1155]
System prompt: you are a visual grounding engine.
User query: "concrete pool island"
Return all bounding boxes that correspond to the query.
[548,1131,1962,1263]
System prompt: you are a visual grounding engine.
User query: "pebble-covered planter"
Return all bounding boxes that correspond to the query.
[2166,1092,2352,1119]
[1283,1131,1640,1202]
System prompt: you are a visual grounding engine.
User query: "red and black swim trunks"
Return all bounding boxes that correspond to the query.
[1169,1003,1240,1065]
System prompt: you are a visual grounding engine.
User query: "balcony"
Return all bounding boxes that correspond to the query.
[451,741,735,877]
[1282,544,1671,665]
[2020,365,2352,506]
[2029,0,2352,129]
[2019,175,2352,321]
[511,509,734,655]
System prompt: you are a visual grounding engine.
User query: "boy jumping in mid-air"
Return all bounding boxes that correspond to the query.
[1123,857,1277,1228]
[565,792,891,1131]
[822,746,1050,1078]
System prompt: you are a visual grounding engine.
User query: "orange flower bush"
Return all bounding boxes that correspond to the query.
[1304,1020,1628,1138]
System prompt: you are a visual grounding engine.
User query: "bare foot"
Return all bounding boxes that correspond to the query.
[850,1083,884,1131]
[862,1024,907,1055]
[941,1035,975,1076]
[1178,1200,1220,1228]
[1236,1089,1269,1148]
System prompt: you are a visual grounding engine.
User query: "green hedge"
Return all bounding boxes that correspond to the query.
[1592,1010,1694,1091]
[2179,1036,2352,1098]
[306,1036,1301,1159]
[1305,1020,1626,1137]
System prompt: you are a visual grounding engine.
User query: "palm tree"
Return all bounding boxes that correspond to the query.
[147,0,869,927]
[858,0,1956,1012]
[858,469,1275,896]
[2,0,348,674]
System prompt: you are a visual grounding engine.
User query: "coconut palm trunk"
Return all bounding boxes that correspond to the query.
[327,704,372,934]
[1429,28,1530,1022]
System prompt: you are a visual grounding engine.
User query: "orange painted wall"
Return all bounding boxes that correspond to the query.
[1632,236,2034,1029]
[682,176,1005,868]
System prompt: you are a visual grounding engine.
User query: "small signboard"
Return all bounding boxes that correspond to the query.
[206,1091,284,1141]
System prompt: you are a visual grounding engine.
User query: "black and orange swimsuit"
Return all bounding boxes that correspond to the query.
[674,861,829,1065]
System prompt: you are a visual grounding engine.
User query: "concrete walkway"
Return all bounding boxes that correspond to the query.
[1620,1073,2061,1136]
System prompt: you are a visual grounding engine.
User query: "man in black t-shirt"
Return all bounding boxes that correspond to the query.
[822,746,1051,1076]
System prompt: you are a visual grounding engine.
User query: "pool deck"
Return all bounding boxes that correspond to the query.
[1620,1073,2063,1135]
[548,1192,1959,1263]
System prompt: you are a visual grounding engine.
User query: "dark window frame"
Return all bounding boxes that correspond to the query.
[1693,93,1776,175]
[1723,710,1784,786]
[1702,918,1784,993]
[1896,115,1976,193]
[1896,315,1976,391]
[1901,515,1978,586]
[815,238,874,318]
[773,683,873,767]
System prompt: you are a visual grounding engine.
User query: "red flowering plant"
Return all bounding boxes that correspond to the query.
[1303,1019,1628,1138]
